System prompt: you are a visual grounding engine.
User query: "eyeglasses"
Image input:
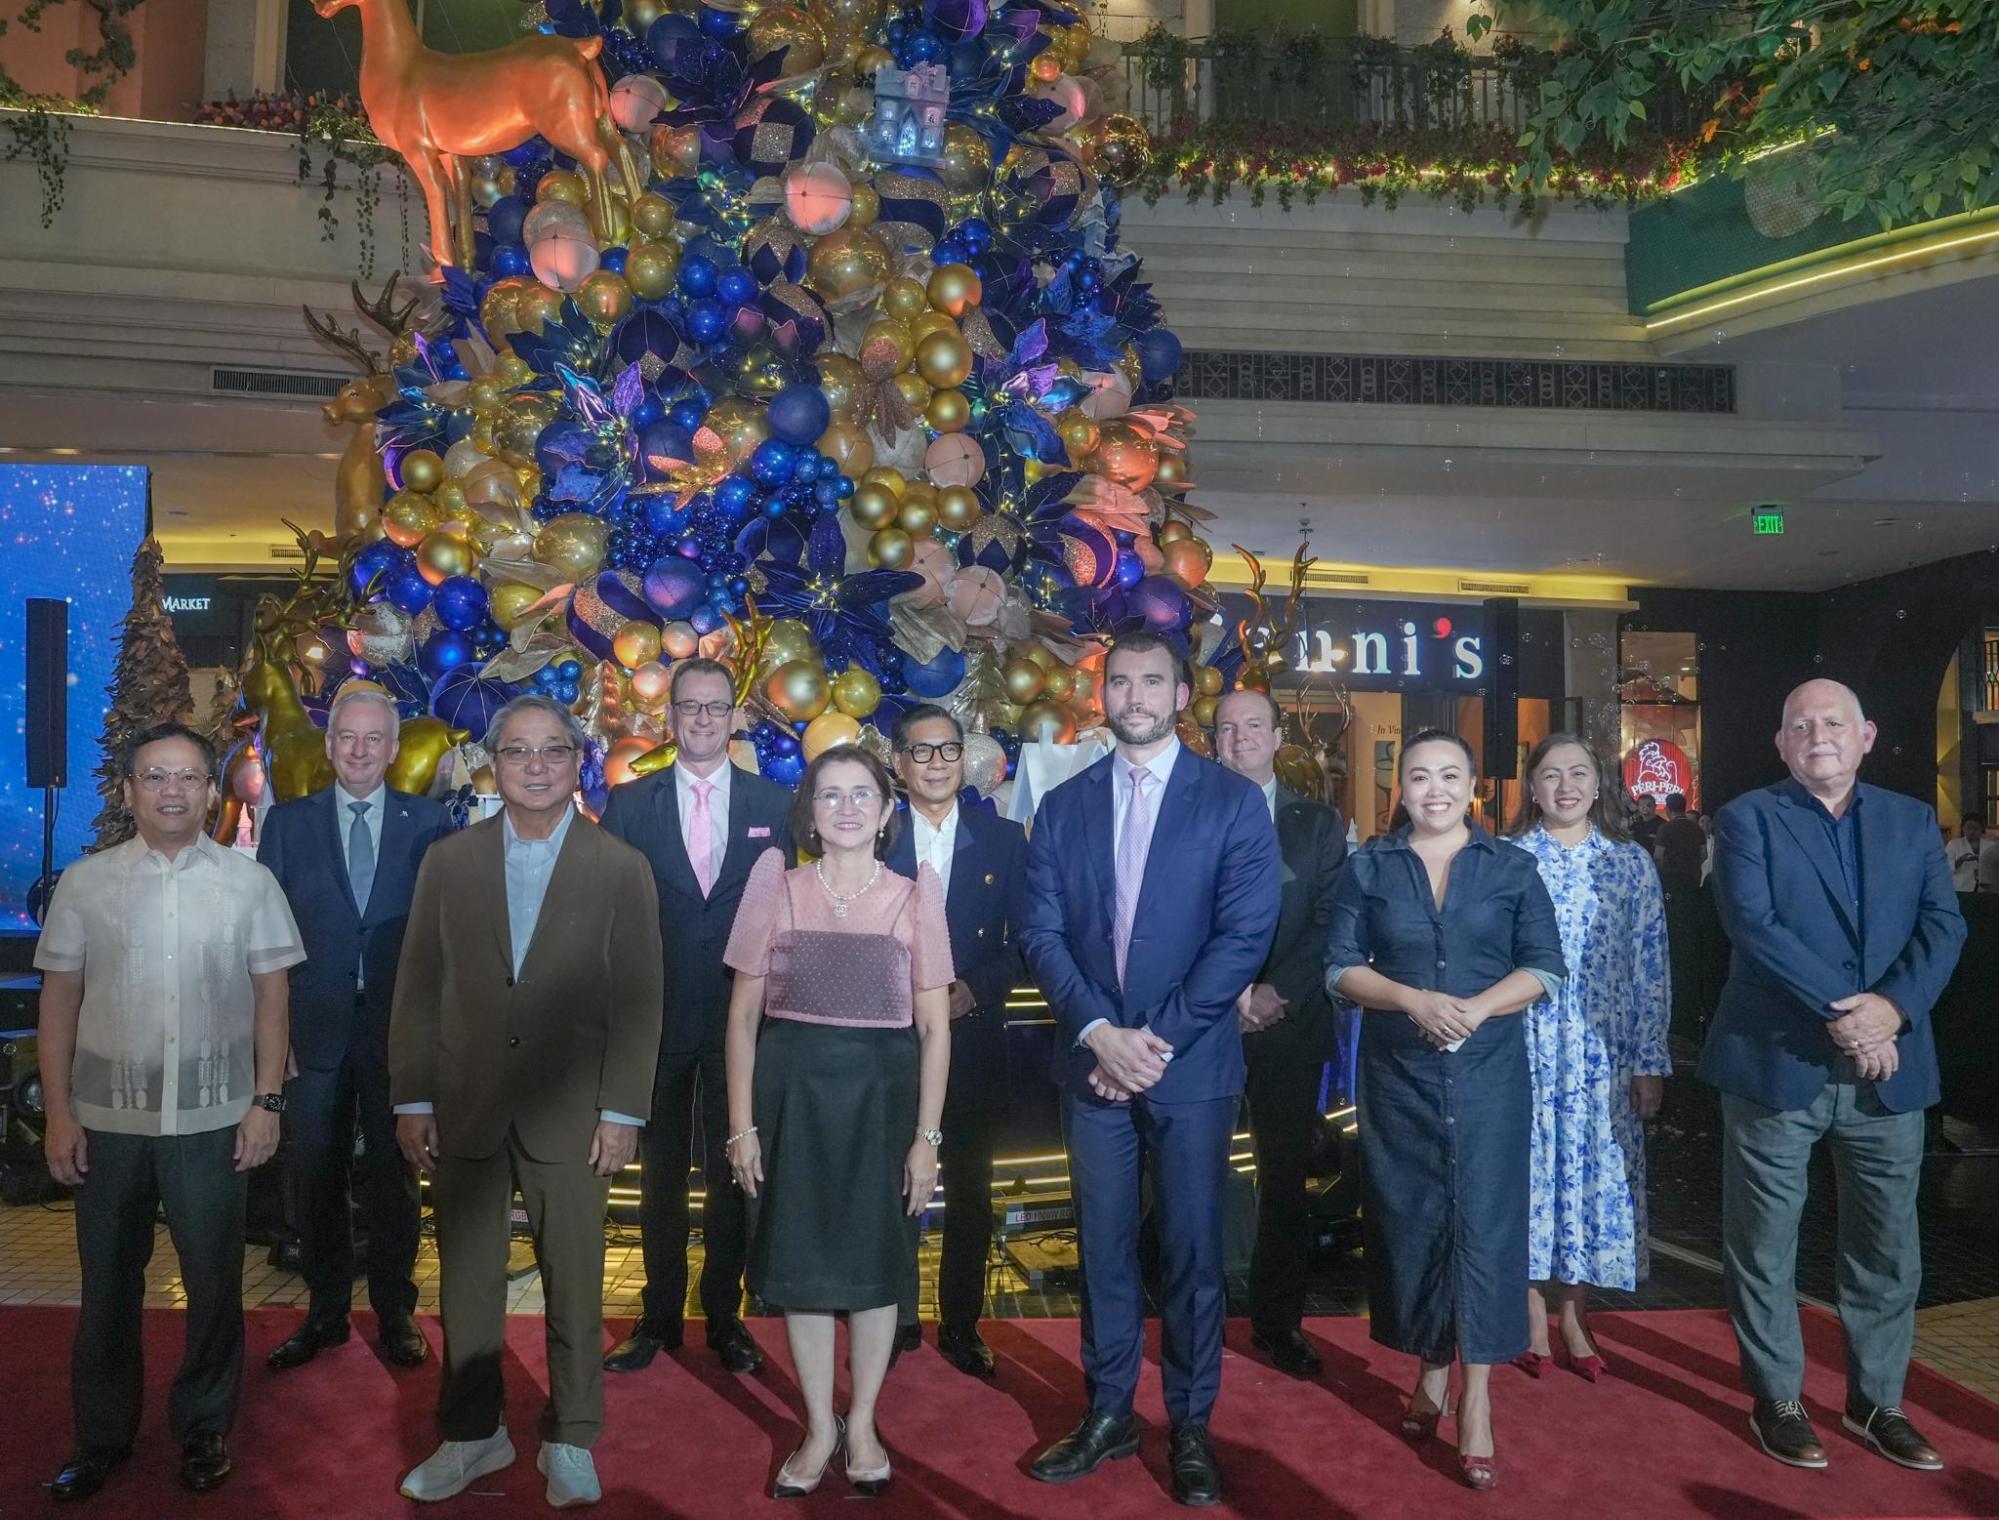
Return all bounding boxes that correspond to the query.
[899,742,963,763]
[495,744,578,768]
[672,700,734,719]
[134,768,210,791]
[812,787,881,809]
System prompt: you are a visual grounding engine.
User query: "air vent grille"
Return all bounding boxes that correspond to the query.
[212,368,346,399]
[1459,578,1529,596]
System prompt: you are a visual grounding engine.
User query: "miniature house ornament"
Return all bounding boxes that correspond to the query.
[866,62,948,167]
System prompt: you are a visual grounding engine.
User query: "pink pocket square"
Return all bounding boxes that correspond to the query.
[748,826,771,838]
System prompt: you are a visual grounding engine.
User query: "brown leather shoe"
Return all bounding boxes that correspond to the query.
[1843,1402,1944,1471]
[1750,1399,1828,1469]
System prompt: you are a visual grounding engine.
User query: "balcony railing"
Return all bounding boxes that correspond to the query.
[1116,36,1708,142]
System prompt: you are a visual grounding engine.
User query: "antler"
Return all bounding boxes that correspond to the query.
[302,304,383,374]
[1231,543,1268,660]
[353,275,421,339]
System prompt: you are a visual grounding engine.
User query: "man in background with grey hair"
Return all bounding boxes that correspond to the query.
[390,694,663,1508]
[258,680,451,1373]
[1704,678,1964,1474]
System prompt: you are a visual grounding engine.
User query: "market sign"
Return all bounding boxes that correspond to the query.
[1625,737,1695,803]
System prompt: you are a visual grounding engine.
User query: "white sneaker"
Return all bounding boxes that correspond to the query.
[399,1431,517,1501]
[538,1442,601,1508]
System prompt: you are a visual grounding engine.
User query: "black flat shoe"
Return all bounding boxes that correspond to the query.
[179,1432,232,1493]
[1251,1325,1323,1378]
[772,1416,843,1500]
[51,1447,130,1502]
[379,1316,430,1368]
[842,1422,893,1497]
[603,1323,683,1373]
[1029,1410,1141,1484]
[708,1318,765,1374]
[266,1319,350,1370]
[1169,1424,1222,1508]
[937,1323,996,1379]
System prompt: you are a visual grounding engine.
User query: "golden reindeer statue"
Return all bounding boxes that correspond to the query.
[313,0,644,272]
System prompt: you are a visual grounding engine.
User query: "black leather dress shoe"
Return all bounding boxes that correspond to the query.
[1844,1401,1944,1471]
[266,1319,350,1371]
[378,1316,430,1367]
[708,1318,765,1374]
[1029,1410,1141,1484]
[51,1447,130,1501]
[937,1323,996,1379]
[1169,1424,1222,1508]
[1750,1399,1828,1469]
[603,1322,683,1372]
[1251,1325,1323,1378]
[179,1432,232,1493]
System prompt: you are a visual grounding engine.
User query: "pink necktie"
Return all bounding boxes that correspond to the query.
[688,778,715,897]
[1113,765,1152,987]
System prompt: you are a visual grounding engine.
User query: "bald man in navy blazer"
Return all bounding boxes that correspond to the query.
[1020,633,1280,1508]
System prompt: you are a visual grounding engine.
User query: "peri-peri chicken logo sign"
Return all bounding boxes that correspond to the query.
[1624,738,1693,803]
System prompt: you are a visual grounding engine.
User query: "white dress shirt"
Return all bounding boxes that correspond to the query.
[911,802,960,905]
[1261,776,1278,821]
[35,834,305,1136]
[1079,738,1185,1050]
[674,757,732,877]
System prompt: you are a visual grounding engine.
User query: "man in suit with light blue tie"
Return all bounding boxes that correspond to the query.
[257,682,450,1370]
[1704,679,1965,1473]
[887,703,1026,1379]
[1021,632,1280,1508]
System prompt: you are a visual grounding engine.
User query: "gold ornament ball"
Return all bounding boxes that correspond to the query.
[850,481,899,529]
[801,710,862,762]
[909,310,958,346]
[896,493,936,536]
[466,373,508,413]
[730,343,787,396]
[935,485,981,529]
[854,43,894,75]
[626,0,663,31]
[1087,114,1151,189]
[479,283,522,340]
[661,621,700,660]
[401,448,445,494]
[417,530,473,584]
[816,354,863,415]
[631,192,676,240]
[1022,643,1057,671]
[867,526,914,568]
[382,491,439,548]
[830,665,883,719]
[514,283,566,335]
[577,268,634,328]
[1056,409,1100,458]
[1190,695,1218,728]
[1157,517,1191,544]
[1042,665,1075,702]
[766,658,831,723]
[848,182,880,227]
[805,225,890,305]
[915,330,973,389]
[470,763,500,795]
[696,398,772,476]
[861,317,915,372]
[936,123,993,198]
[1163,538,1210,587]
[1237,664,1271,693]
[493,352,535,389]
[861,467,907,497]
[538,169,588,207]
[893,371,933,412]
[883,275,929,322]
[650,124,701,179]
[1018,700,1075,744]
[762,617,820,670]
[1092,419,1161,491]
[926,387,971,434]
[1003,657,1046,704]
[1195,664,1225,697]
[612,620,663,670]
[488,581,544,629]
[817,415,875,477]
[749,3,827,74]
[624,238,680,299]
[926,263,983,318]
[1059,22,1095,69]
[1153,451,1190,491]
[630,660,671,705]
[533,512,611,579]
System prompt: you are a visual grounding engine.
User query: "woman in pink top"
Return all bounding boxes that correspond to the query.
[723,745,952,1499]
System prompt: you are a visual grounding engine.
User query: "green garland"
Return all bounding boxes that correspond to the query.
[295,103,402,281]
[0,0,146,228]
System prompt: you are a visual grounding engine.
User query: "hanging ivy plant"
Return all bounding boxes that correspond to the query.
[0,0,147,228]
[295,101,401,281]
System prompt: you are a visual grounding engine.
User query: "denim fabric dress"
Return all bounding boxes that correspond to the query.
[1325,824,1566,1363]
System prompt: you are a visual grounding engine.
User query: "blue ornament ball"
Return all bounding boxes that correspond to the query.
[904,644,966,698]
[763,750,806,786]
[387,567,435,615]
[487,195,528,246]
[641,554,707,619]
[686,299,728,344]
[418,629,476,681]
[431,667,519,734]
[1130,574,1191,632]
[679,255,718,298]
[636,419,696,479]
[750,438,796,485]
[767,382,831,446]
[350,539,407,599]
[1112,548,1145,590]
[717,267,757,306]
[1136,328,1184,383]
[489,244,530,279]
[432,575,489,631]
[690,605,723,635]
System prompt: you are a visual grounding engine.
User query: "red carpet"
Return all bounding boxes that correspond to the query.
[5,1307,1999,1518]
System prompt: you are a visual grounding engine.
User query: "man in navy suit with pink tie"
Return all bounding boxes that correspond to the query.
[1020,632,1280,1507]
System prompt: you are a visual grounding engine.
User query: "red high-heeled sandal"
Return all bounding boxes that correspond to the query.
[1400,1390,1451,1442]
[1510,1350,1550,1379]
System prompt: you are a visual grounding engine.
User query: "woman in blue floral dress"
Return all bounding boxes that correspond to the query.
[1508,735,1671,1382]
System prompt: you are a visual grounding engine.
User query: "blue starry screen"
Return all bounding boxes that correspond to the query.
[0,464,149,930]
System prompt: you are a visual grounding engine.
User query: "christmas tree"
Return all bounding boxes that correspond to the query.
[266,0,1242,807]
[90,536,195,848]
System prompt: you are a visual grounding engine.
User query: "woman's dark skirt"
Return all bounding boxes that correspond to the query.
[746,1018,920,1313]
[1357,1013,1531,1364]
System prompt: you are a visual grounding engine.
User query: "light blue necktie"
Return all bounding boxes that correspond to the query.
[347,800,376,915]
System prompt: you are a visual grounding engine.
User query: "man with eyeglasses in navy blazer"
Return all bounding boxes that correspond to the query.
[600,657,796,1377]
[257,682,451,1372]
[885,703,1026,1379]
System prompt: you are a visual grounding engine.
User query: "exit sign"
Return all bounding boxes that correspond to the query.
[1752,506,1786,535]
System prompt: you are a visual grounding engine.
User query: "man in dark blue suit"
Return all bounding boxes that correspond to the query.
[1704,679,1965,1473]
[258,683,450,1370]
[1021,633,1280,1507]
[886,704,1026,1380]
[600,658,796,1376]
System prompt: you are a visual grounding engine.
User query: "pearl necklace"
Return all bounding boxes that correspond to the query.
[815,858,881,918]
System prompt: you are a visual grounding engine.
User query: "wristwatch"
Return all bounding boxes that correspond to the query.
[252,1093,287,1113]
[916,1127,943,1147]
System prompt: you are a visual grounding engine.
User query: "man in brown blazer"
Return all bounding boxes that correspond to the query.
[389,695,663,1509]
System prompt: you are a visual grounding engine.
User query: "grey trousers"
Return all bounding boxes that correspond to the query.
[1720,1084,1924,1410]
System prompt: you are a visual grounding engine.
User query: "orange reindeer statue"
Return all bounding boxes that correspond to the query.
[312,0,644,272]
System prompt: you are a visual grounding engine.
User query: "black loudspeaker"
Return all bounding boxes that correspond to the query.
[1482,596,1520,780]
[25,599,67,788]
